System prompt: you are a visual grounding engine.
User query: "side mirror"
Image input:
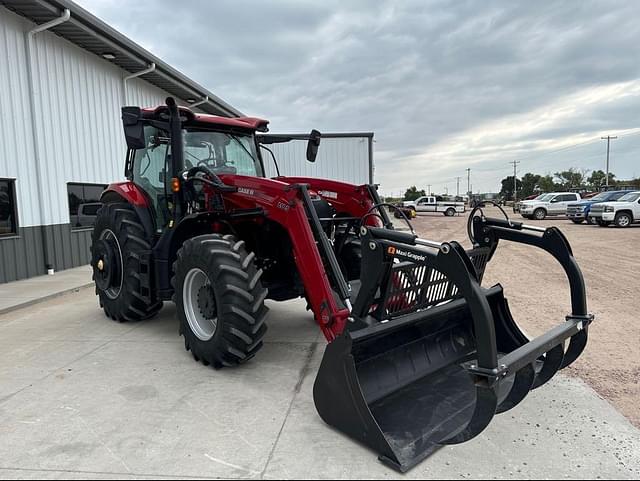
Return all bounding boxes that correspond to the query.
[122,107,146,149]
[306,129,321,163]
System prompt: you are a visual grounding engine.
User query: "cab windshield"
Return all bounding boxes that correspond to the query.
[536,194,553,201]
[132,126,263,230]
[183,130,263,177]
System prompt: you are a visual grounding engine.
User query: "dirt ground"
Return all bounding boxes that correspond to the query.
[406,208,640,428]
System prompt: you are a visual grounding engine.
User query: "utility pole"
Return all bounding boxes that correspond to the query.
[455,177,461,197]
[509,160,520,202]
[466,168,471,197]
[601,135,617,187]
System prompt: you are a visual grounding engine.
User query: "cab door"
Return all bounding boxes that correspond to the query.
[416,197,429,212]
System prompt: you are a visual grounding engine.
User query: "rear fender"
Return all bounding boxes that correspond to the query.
[101,182,156,239]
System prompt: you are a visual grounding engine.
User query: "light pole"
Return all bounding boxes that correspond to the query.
[509,160,520,202]
[601,136,617,187]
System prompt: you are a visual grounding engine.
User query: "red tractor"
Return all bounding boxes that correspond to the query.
[92,98,593,472]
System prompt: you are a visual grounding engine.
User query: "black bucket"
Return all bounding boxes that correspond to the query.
[313,292,483,472]
[313,284,582,472]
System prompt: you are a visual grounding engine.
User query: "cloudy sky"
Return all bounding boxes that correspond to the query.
[77,0,640,195]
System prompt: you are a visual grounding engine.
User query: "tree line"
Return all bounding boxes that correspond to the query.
[499,168,640,200]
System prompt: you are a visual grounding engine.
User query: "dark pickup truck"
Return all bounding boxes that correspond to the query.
[566,190,628,224]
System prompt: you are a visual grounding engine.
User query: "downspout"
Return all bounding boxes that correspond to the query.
[189,96,208,109]
[25,8,71,275]
[122,63,156,105]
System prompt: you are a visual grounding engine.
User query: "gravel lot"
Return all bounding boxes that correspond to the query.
[409,208,640,427]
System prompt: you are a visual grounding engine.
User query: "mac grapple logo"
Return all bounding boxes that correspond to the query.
[388,246,427,262]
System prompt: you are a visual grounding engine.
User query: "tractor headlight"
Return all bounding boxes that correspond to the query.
[604,206,615,213]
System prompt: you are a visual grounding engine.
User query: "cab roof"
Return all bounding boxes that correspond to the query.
[141,105,269,132]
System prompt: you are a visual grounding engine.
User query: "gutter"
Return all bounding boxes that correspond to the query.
[25,8,71,275]
[122,62,156,105]
[189,96,209,108]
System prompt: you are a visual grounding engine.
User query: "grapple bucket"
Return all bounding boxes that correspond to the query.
[313,218,592,472]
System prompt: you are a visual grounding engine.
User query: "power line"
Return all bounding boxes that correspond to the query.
[513,128,640,163]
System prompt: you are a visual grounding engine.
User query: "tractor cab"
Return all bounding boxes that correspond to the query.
[122,104,269,229]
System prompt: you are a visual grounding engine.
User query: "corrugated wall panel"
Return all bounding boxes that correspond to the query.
[0,227,45,283]
[263,137,371,185]
[28,22,190,227]
[0,8,199,282]
[0,10,40,227]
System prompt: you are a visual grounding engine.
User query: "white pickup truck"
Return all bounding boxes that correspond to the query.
[518,192,581,220]
[403,196,465,217]
[588,190,640,227]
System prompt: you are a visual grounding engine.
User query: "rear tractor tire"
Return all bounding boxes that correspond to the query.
[91,203,162,322]
[173,234,268,368]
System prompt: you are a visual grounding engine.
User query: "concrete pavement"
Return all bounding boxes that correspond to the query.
[0,266,93,315]
[0,287,639,479]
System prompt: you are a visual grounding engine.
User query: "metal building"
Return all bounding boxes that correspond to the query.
[0,0,242,283]
[261,133,374,185]
[0,0,375,284]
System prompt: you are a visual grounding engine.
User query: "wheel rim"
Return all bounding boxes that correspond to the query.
[535,210,545,220]
[618,215,630,227]
[183,268,218,341]
[97,229,123,300]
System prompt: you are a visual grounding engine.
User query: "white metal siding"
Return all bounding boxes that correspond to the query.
[262,137,371,185]
[0,8,187,227]
[0,11,40,227]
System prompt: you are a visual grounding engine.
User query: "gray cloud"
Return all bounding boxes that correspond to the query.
[78,0,640,194]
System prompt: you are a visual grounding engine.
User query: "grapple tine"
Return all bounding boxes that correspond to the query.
[560,327,589,369]
[532,343,565,389]
[439,382,498,445]
[495,363,536,414]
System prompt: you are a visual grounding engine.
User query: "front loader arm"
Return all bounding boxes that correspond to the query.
[217,175,352,340]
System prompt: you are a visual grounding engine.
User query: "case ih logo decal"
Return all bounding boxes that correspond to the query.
[237,187,254,196]
[388,246,427,263]
[319,190,338,200]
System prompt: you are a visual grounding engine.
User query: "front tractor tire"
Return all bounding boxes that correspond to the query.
[91,203,162,322]
[173,234,268,368]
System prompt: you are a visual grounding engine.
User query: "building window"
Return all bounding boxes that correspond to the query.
[0,179,18,236]
[68,183,106,229]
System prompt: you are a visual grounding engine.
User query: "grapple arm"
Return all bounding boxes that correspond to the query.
[313,218,593,472]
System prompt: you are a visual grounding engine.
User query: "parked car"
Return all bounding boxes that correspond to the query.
[519,192,581,220]
[566,190,629,224]
[402,195,465,216]
[589,191,640,227]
